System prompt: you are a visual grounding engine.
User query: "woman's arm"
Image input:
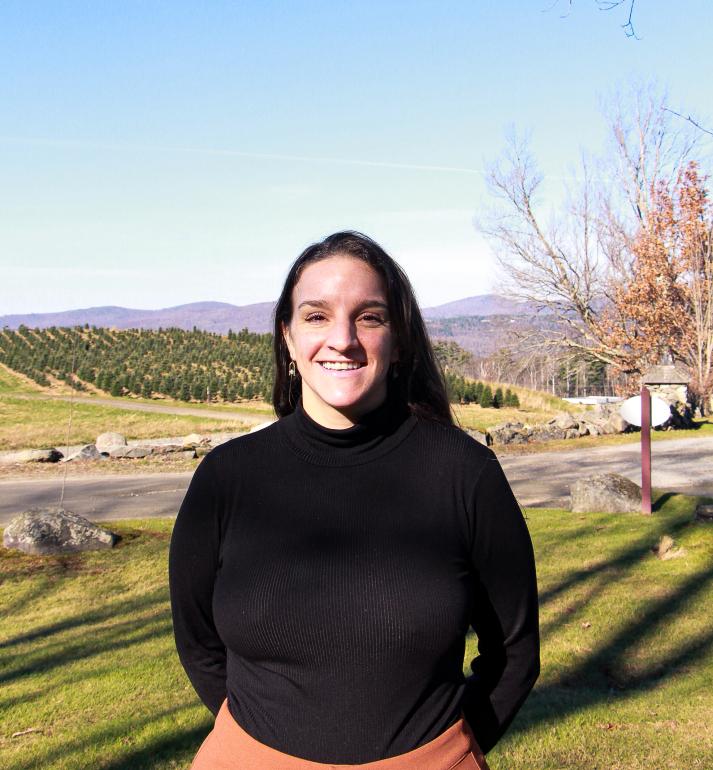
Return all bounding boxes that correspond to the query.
[169,453,227,715]
[462,455,540,754]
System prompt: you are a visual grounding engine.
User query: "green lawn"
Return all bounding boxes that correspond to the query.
[0,366,255,451]
[1,499,711,769]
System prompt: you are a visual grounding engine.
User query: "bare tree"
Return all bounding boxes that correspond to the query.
[479,84,704,390]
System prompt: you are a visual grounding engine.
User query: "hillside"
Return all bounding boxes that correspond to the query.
[0,326,273,402]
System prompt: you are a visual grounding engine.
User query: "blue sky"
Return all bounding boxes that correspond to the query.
[2,1,712,314]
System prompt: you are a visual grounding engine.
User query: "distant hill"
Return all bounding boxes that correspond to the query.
[0,294,537,332]
[421,295,538,318]
[0,301,276,334]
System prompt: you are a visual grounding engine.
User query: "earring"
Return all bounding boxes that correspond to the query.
[288,360,296,378]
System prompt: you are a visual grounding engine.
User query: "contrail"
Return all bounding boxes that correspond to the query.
[0,134,486,176]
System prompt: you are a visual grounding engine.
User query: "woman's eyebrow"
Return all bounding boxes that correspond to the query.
[297,299,389,311]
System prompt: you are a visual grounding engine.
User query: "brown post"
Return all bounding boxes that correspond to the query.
[641,385,652,515]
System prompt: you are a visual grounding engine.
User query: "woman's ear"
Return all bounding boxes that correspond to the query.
[282,322,295,360]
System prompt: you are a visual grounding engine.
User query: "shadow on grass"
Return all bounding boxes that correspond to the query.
[504,495,713,746]
[6,703,211,770]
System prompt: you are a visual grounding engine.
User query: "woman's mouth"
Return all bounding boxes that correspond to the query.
[318,361,365,370]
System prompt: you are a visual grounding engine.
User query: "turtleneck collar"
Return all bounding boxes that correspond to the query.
[278,396,417,466]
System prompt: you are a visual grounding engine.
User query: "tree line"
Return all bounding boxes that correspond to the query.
[0,325,274,402]
[0,326,516,408]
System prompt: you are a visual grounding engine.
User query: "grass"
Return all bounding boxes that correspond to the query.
[0,365,259,451]
[0,396,250,451]
[0,494,711,769]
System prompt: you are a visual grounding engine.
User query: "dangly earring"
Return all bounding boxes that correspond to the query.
[288,360,296,378]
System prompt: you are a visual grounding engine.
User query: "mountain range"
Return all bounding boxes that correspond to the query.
[0,295,535,334]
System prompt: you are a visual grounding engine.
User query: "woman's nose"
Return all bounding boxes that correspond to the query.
[326,317,358,352]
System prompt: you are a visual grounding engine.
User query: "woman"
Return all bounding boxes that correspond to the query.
[169,231,539,769]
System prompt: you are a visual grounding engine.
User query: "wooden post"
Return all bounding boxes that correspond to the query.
[641,385,652,515]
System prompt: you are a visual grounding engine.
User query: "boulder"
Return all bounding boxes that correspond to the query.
[0,448,63,465]
[553,412,578,431]
[109,446,153,459]
[694,504,713,523]
[150,444,184,455]
[489,422,531,445]
[182,433,209,448]
[95,432,127,453]
[605,413,629,433]
[2,508,116,555]
[530,426,566,442]
[62,444,105,462]
[570,472,642,513]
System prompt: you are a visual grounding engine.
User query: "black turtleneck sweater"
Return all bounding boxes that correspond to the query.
[169,401,539,763]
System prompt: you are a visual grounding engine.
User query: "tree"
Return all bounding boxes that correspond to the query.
[479,84,702,392]
[598,162,713,408]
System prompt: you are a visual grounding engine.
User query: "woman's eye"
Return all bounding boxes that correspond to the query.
[360,313,386,325]
[305,313,326,322]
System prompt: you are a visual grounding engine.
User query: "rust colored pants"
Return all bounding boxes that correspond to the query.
[190,700,490,770]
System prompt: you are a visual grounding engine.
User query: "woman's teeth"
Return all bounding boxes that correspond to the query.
[319,362,363,370]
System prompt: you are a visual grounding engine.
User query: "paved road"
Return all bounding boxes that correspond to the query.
[0,436,710,525]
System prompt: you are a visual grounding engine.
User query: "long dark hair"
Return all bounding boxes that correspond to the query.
[272,231,453,425]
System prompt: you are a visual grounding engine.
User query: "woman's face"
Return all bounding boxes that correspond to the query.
[283,255,399,428]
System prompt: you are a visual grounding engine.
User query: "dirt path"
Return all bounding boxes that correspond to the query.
[1,436,711,526]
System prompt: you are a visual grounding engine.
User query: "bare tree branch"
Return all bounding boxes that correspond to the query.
[663,107,713,139]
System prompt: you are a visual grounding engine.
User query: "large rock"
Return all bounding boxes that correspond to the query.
[109,446,153,459]
[182,433,209,448]
[95,432,127,453]
[553,412,578,431]
[2,508,117,555]
[0,448,63,465]
[570,473,642,513]
[62,444,105,462]
[490,422,531,445]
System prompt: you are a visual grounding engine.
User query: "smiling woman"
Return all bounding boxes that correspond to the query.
[169,231,540,770]
[281,256,399,427]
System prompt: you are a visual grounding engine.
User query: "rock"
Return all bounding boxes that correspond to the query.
[2,508,116,555]
[150,444,184,455]
[182,433,209,448]
[652,534,686,560]
[195,446,212,457]
[181,449,197,459]
[554,412,578,430]
[577,423,590,437]
[565,428,580,440]
[570,472,642,513]
[530,426,566,442]
[95,432,127,452]
[62,444,105,462]
[0,448,63,464]
[489,422,530,445]
[694,504,713,523]
[605,413,629,433]
[109,446,153,459]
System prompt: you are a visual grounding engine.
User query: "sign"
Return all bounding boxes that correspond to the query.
[619,395,670,427]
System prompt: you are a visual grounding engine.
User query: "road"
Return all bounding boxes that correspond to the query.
[0,436,710,526]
